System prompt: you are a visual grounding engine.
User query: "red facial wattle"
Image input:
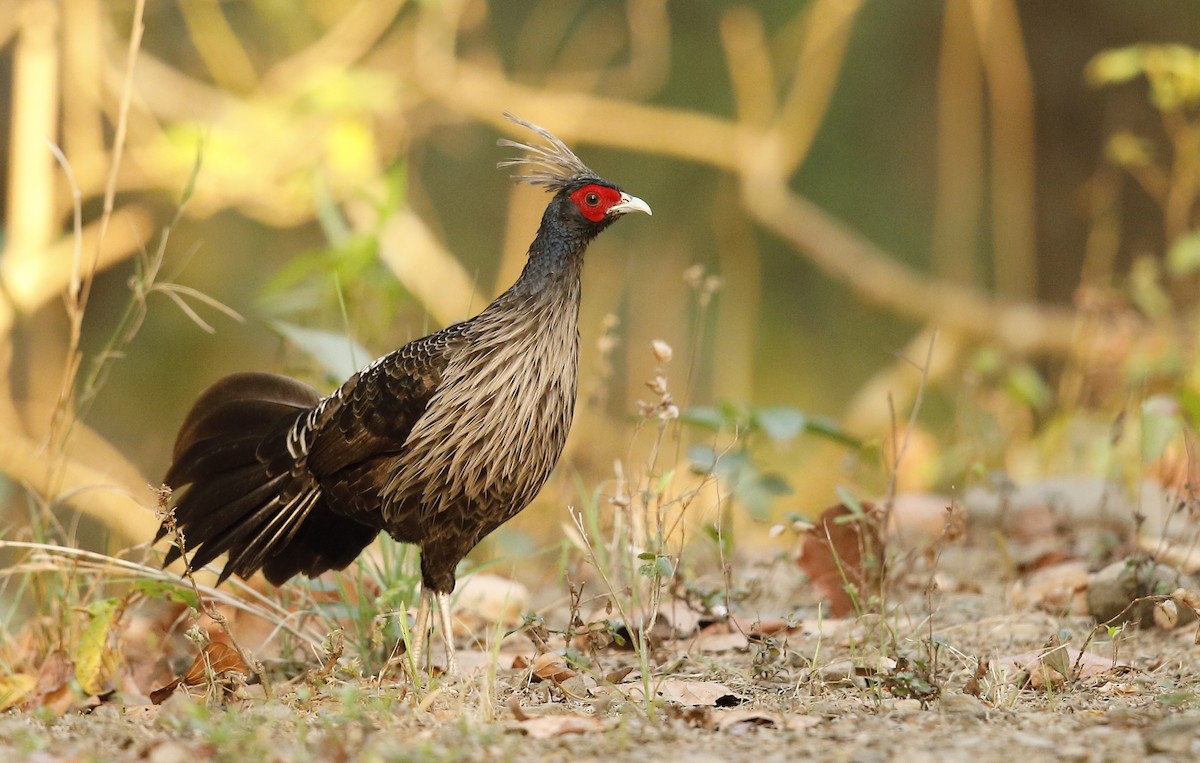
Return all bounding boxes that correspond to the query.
[569,184,622,222]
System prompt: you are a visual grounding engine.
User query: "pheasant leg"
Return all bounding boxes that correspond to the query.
[436,591,458,675]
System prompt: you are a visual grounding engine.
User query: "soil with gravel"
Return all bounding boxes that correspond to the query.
[1,525,1198,763]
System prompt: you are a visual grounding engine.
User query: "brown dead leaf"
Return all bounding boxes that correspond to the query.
[797,502,885,617]
[1154,599,1179,629]
[149,678,183,705]
[151,642,251,704]
[27,649,75,715]
[33,649,73,695]
[182,642,249,685]
[511,713,604,739]
[530,652,576,683]
[603,666,634,684]
[994,647,1129,690]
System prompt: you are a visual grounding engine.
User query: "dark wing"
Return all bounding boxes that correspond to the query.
[302,325,467,520]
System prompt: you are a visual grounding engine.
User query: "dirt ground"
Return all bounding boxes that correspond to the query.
[1,524,1198,763]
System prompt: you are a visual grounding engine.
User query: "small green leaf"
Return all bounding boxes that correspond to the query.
[654,556,674,578]
[638,555,673,579]
[133,580,200,609]
[835,486,866,516]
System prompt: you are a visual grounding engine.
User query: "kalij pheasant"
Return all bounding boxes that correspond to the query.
[155,114,651,671]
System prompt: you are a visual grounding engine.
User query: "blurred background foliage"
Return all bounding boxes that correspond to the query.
[3,0,1200,572]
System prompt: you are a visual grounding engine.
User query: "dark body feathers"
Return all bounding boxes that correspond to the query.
[158,120,650,615]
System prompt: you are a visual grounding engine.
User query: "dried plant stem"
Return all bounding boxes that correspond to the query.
[158,493,271,696]
[0,540,323,649]
[46,0,146,492]
[884,331,939,516]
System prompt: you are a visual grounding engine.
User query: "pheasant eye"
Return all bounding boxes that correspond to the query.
[569,184,616,221]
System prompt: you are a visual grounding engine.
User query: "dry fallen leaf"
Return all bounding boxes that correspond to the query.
[150,642,251,704]
[74,598,121,696]
[797,502,885,617]
[530,652,576,683]
[603,666,634,684]
[994,647,1129,690]
[510,713,604,739]
[150,680,182,705]
[0,673,36,712]
[30,649,75,715]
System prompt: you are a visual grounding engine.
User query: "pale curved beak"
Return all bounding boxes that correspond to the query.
[608,193,652,217]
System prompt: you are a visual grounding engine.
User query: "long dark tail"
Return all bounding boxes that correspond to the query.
[157,372,377,585]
